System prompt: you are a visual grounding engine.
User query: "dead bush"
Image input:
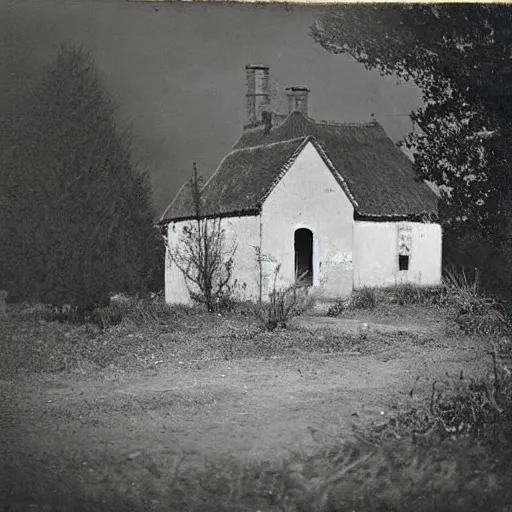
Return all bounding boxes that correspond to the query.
[257,266,314,331]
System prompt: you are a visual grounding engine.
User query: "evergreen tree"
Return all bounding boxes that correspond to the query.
[0,43,159,311]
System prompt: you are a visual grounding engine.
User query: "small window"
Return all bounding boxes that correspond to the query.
[399,254,409,271]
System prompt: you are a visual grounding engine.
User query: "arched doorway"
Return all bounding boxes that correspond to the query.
[294,228,313,286]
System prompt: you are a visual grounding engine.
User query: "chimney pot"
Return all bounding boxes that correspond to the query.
[245,64,271,128]
[286,86,310,116]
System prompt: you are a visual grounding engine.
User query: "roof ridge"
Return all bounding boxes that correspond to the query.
[232,135,309,153]
[314,118,378,128]
[233,111,312,149]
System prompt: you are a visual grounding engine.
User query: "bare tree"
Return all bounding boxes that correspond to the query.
[166,163,236,311]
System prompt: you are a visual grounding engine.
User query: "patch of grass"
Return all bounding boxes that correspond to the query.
[5,430,512,512]
[91,294,181,330]
[444,267,510,336]
[392,284,447,306]
[429,339,512,445]
[351,287,377,310]
[359,338,512,460]
[2,300,383,375]
[0,297,207,376]
[326,297,348,317]
[38,293,187,330]
[327,287,376,317]
[256,267,315,331]
[3,298,404,375]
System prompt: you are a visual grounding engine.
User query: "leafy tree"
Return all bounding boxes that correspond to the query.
[312,5,512,243]
[0,43,159,313]
[165,164,236,312]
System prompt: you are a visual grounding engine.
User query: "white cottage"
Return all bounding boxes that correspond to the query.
[161,65,442,305]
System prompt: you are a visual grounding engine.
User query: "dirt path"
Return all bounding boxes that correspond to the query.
[3,341,488,489]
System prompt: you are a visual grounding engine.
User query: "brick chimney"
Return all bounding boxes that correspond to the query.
[286,86,309,116]
[245,64,270,127]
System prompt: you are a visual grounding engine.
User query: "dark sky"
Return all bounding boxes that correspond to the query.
[0,0,422,218]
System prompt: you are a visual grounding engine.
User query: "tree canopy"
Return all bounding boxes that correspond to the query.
[0,44,160,310]
[312,5,512,243]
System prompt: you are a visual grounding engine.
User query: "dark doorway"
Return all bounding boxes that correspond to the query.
[294,228,313,286]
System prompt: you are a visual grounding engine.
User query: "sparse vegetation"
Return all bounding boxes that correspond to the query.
[256,265,314,331]
[351,286,377,310]
[1,298,385,376]
[360,336,512,458]
[391,283,447,306]
[327,287,376,317]
[326,297,347,317]
[5,418,512,512]
[3,279,512,512]
[0,296,200,376]
[165,164,237,313]
[444,267,510,336]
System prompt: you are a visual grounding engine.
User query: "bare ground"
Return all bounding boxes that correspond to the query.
[0,305,494,510]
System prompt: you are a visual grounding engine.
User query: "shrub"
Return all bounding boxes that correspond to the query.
[257,266,314,331]
[363,339,512,449]
[443,231,512,303]
[392,283,447,306]
[41,293,178,330]
[327,288,376,317]
[429,339,512,445]
[166,165,237,313]
[207,279,249,314]
[327,297,349,317]
[351,287,376,310]
[444,267,510,335]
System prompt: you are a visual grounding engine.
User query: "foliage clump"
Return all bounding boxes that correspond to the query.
[360,337,512,450]
[392,283,447,306]
[257,265,313,331]
[444,267,510,336]
[0,43,160,315]
[327,287,376,317]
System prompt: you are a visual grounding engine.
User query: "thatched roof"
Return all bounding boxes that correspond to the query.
[161,111,438,223]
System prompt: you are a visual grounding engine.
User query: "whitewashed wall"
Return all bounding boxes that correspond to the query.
[165,215,260,304]
[260,141,355,299]
[353,221,442,288]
